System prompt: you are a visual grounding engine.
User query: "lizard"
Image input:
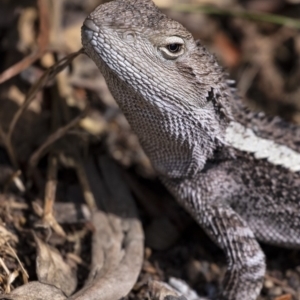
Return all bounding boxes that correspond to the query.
[81,0,300,299]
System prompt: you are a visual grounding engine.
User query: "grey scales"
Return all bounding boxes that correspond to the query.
[81,0,300,299]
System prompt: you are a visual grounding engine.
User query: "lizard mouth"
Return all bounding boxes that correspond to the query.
[83,19,99,33]
[81,19,99,44]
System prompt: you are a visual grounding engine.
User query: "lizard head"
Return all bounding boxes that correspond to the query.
[81,0,232,114]
[82,0,233,177]
[81,0,196,77]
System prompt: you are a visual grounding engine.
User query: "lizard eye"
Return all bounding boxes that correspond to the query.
[159,36,185,60]
[167,43,182,53]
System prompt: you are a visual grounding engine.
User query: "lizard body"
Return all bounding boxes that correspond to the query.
[81,1,300,299]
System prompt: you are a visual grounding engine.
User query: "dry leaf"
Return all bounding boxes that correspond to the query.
[0,281,67,300]
[34,235,77,296]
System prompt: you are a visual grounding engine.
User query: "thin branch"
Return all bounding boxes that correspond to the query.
[0,49,83,170]
[170,5,300,29]
[74,160,97,211]
[0,124,18,169]
[28,105,88,170]
[0,0,50,84]
[69,157,144,300]
[7,49,83,146]
[42,155,66,237]
[6,243,29,282]
[3,169,25,193]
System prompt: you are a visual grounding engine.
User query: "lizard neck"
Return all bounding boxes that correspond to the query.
[82,21,235,179]
[99,58,229,179]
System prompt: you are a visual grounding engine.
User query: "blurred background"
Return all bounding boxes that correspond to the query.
[0,0,300,299]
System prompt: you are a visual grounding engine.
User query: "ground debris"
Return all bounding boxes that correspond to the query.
[0,0,300,299]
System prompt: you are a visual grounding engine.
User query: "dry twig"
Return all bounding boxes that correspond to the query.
[170,5,300,29]
[74,160,97,211]
[0,125,18,170]
[69,157,144,300]
[7,49,83,148]
[0,50,83,170]
[40,155,66,238]
[28,104,88,171]
[0,0,50,84]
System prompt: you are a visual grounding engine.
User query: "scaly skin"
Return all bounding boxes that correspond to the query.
[81,1,300,299]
